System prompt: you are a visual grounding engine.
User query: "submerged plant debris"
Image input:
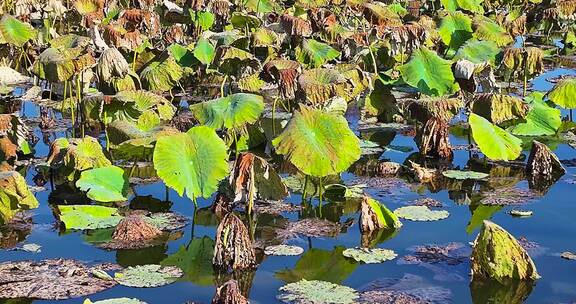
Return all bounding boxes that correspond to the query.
[0,259,118,300]
[0,0,574,300]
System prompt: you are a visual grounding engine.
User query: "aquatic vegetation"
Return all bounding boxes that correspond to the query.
[342,247,397,264]
[114,264,183,288]
[394,206,450,221]
[471,221,540,283]
[0,0,575,300]
[277,279,359,304]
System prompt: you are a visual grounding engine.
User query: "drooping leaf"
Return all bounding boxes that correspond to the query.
[548,78,576,109]
[342,248,397,264]
[454,39,500,64]
[114,264,183,288]
[394,206,450,221]
[0,14,36,47]
[153,126,228,201]
[473,16,513,47]
[471,221,540,283]
[469,113,522,161]
[439,12,474,57]
[278,280,359,304]
[295,39,340,68]
[510,93,561,136]
[161,237,214,286]
[399,47,456,97]
[272,105,361,177]
[0,171,39,223]
[297,68,351,105]
[57,205,123,230]
[167,44,195,67]
[441,0,483,13]
[140,55,183,92]
[190,93,264,130]
[363,197,403,230]
[275,247,357,283]
[193,38,215,65]
[76,166,129,202]
[442,170,489,180]
[471,93,528,124]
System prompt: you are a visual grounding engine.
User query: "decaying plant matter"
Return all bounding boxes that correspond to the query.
[526,141,566,192]
[471,221,540,283]
[213,213,257,270]
[212,279,249,304]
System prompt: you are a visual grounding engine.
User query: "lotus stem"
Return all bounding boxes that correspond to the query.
[192,196,198,208]
[49,82,53,101]
[61,80,68,113]
[132,51,137,72]
[221,74,228,97]
[369,43,378,74]
[318,177,323,206]
[104,111,110,152]
[129,158,138,178]
[272,97,278,136]
[302,175,308,200]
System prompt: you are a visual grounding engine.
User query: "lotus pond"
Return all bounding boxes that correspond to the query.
[0,1,576,303]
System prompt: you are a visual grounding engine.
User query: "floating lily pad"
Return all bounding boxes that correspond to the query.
[278,279,359,304]
[265,245,304,256]
[442,170,489,180]
[84,298,147,304]
[114,264,183,288]
[0,259,117,300]
[343,248,397,264]
[560,251,576,260]
[16,243,42,253]
[57,205,123,230]
[509,210,533,217]
[76,166,129,202]
[144,212,189,231]
[394,206,450,221]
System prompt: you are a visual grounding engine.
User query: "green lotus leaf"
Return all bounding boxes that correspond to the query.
[439,12,473,57]
[153,126,228,201]
[74,0,103,14]
[190,93,264,130]
[216,46,261,76]
[297,68,350,105]
[441,0,483,12]
[231,12,262,30]
[394,206,450,221]
[168,44,195,68]
[114,264,183,288]
[76,166,129,202]
[548,78,576,109]
[241,0,279,13]
[161,237,214,286]
[469,113,522,161]
[467,204,502,234]
[365,197,403,229]
[454,39,500,64]
[510,93,561,136]
[275,247,357,283]
[0,14,36,47]
[272,105,361,177]
[140,55,183,92]
[342,247,397,264]
[57,205,123,230]
[238,73,265,92]
[0,171,39,223]
[265,245,305,256]
[442,170,489,180]
[55,137,112,180]
[252,28,279,47]
[32,48,77,82]
[84,298,147,304]
[471,221,540,283]
[192,38,215,65]
[193,11,215,31]
[296,39,340,68]
[399,47,456,97]
[278,280,358,304]
[473,16,513,47]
